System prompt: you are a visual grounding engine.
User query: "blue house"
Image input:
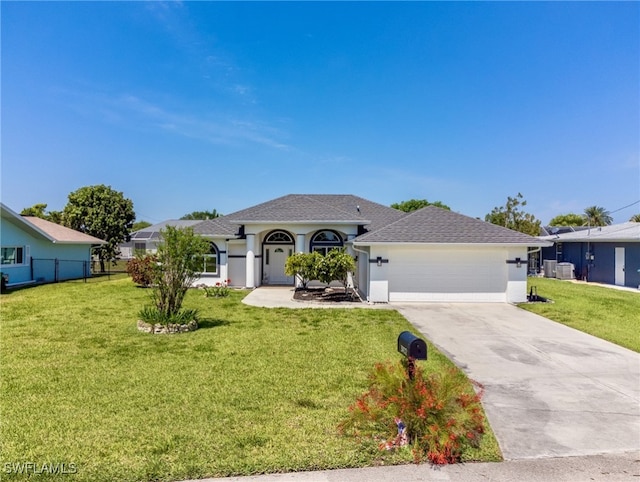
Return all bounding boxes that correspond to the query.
[540,222,640,289]
[1,203,105,288]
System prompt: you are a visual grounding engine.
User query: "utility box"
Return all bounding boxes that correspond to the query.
[397,331,427,360]
[556,262,575,280]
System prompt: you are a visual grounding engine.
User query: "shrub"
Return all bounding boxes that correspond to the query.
[126,255,156,287]
[199,281,230,298]
[138,305,199,326]
[317,248,355,290]
[285,252,322,288]
[340,359,485,464]
[152,226,209,318]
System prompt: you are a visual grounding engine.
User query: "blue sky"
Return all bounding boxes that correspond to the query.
[2,1,639,225]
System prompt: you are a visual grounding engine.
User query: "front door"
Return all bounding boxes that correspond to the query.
[264,246,294,285]
[615,247,625,286]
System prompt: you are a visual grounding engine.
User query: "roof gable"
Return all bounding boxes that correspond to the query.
[23,217,106,244]
[354,206,548,245]
[224,194,368,224]
[1,203,105,245]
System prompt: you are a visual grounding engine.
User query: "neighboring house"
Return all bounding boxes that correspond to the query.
[127,194,548,303]
[539,222,640,289]
[119,219,201,259]
[0,203,106,287]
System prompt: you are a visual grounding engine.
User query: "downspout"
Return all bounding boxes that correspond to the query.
[351,244,370,303]
[528,246,541,275]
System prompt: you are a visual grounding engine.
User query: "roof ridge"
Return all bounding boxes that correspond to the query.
[298,194,370,220]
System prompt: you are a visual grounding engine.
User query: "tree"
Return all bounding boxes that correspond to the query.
[62,185,136,272]
[180,209,221,220]
[151,226,210,319]
[21,203,62,224]
[548,213,585,226]
[391,199,451,212]
[630,214,640,222]
[484,193,541,236]
[316,248,356,291]
[583,206,612,227]
[285,251,322,288]
[132,220,152,231]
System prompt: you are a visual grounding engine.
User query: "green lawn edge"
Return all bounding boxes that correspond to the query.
[519,278,640,353]
[0,278,501,482]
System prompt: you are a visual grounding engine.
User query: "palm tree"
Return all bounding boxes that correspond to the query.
[630,214,640,222]
[583,206,613,226]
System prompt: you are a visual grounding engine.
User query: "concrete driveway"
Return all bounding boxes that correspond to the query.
[392,303,640,460]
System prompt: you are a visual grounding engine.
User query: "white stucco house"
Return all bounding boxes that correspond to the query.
[125,194,549,303]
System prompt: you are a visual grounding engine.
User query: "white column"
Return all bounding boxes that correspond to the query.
[245,234,255,288]
[296,234,306,253]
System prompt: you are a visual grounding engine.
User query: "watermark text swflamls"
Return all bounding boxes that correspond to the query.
[3,462,78,475]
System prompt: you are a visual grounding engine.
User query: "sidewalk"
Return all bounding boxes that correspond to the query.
[185,452,639,482]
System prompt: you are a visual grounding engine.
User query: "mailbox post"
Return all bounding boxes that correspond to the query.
[397,331,427,380]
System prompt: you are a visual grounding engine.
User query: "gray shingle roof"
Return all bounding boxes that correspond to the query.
[354,206,549,245]
[225,194,404,230]
[192,218,238,237]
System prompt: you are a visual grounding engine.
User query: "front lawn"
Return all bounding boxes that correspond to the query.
[520,277,640,352]
[0,279,500,481]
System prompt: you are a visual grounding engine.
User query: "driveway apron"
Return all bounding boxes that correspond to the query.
[392,303,640,460]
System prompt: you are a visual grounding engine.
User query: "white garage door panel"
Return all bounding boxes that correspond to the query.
[388,248,507,301]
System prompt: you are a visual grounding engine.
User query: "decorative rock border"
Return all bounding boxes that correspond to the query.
[137,319,198,334]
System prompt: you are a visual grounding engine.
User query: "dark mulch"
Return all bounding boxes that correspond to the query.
[293,287,361,303]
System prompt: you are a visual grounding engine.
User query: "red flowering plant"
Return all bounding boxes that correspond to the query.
[200,279,230,298]
[339,358,485,464]
[126,254,157,287]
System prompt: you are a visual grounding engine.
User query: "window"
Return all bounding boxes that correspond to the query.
[200,243,218,275]
[134,242,146,256]
[265,231,293,244]
[1,247,24,265]
[310,230,343,256]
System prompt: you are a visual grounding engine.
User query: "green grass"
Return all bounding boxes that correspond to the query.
[520,277,640,352]
[0,279,501,481]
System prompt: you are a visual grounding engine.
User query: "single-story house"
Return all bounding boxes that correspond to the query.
[0,203,105,287]
[119,219,202,259]
[127,194,549,303]
[539,222,640,289]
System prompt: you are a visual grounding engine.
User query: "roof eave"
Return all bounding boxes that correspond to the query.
[228,219,370,225]
[352,241,553,247]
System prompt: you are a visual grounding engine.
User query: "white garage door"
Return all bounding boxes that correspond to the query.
[388,247,508,302]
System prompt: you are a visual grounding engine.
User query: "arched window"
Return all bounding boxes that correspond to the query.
[201,242,218,275]
[310,230,343,256]
[264,231,294,244]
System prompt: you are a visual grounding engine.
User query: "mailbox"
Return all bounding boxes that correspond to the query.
[397,331,427,360]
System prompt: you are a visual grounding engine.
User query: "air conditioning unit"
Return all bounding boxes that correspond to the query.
[543,260,557,278]
[556,262,575,280]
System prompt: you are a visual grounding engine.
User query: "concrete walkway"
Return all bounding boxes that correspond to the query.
[242,286,392,309]
[187,452,639,482]
[393,303,640,460]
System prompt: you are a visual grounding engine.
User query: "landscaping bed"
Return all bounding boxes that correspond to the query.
[293,286,362,303]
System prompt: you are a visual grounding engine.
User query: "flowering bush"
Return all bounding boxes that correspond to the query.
[200,280,230,298]
[126,255,157,287]
[339,358,485,464]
